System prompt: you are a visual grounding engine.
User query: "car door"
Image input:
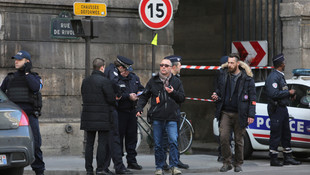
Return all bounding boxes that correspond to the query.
[246,84,270,150]
[286,83,310,151]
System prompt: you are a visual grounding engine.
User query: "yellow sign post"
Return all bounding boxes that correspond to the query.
[74,2,107,17]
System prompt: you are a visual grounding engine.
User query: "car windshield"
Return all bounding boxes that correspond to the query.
[0,90,8,102]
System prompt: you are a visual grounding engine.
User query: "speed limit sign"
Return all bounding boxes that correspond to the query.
[139,0,173,30]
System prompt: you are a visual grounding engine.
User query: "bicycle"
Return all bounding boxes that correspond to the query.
[136,112,194,154]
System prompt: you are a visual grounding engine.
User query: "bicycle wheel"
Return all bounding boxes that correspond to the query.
[178,118,194,154]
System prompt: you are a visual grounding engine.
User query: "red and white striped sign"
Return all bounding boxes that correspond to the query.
[181,65,273,70]
[232,41,268,67]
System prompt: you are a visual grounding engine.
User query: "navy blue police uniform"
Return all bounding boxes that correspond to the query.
[265,53,301,166]
[0,51,45,175]
[115,57,144,169]
[102,56,134,174]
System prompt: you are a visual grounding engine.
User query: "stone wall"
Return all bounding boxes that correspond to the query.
[174,0,224,142]
[280,1,310,77]
[0,0,179,155]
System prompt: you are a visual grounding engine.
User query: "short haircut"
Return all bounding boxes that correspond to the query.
[93,58,105,70]
[228,53,240,61]
[172,61,179,67]
[162,59,172,66]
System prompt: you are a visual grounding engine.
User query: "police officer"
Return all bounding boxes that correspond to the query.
[161,55,189,170]
[265,53,301,166]
[115,56,144,170]
[1,50,45,175]
[103,56,134,174]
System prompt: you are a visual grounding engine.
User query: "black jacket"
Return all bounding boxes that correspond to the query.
[136,73,185,121]
[215,61,256,128]
[80,70,116,131]
[265,70,290,106]
[1,70,42,114]
[117,72,144,112]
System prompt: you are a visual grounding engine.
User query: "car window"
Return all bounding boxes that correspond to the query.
[0,90,8,101]
[259,86,269,104]
[256,86,262,102]
[290,84,309,108]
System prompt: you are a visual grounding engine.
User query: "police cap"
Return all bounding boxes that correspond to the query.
[117,55,133,71]
[164,55,182,63]
[12,50,31,61]
[220,56,228,64]
[273,53,284,66]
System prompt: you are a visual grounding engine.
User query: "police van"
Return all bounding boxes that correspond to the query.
[213,69,310,159]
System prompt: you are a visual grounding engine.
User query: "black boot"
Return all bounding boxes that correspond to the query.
[283,153,301,165]
[270,153,283,166]
[178,160,189,169]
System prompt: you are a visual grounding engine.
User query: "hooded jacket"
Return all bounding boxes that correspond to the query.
[215,61,256,128]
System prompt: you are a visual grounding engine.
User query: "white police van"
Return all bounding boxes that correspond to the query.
[213,69,310,159]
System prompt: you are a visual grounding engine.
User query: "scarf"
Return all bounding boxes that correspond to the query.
[159,72,172,87]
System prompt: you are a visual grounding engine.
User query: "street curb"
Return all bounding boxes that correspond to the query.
[24,167,220,175]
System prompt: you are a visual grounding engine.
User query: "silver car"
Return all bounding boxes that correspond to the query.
[0,90,35,175]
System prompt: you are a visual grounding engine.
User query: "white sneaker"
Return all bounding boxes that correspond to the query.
[171,167,182,175]
[155,169,163,175]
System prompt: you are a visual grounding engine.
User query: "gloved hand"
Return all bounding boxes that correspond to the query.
[24,62,32,73]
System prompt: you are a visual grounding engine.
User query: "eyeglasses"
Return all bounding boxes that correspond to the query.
[160,64,171,68]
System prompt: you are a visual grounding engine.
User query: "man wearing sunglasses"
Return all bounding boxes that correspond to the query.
[161,56,189,171]
[136,59,185,175]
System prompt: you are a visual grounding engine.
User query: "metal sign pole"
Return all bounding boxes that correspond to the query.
[83,0,91,157]
[152,30,156,76]
[85,0,91,77]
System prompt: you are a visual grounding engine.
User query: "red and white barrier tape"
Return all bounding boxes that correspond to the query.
[181,65,221,70]
[181,65,273,70]
[250,66,274,69]
[185,97,214,102]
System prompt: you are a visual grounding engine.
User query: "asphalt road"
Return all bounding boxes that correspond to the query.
[23,151,310,175]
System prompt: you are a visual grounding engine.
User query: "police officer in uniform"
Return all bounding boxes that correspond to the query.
[115,56,144,170]
[265,53,301,166]
[103,56,134,174]
[1,50,45,175]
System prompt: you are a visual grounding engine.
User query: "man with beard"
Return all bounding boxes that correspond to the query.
[265,53,301,166]
[211,53,256,172]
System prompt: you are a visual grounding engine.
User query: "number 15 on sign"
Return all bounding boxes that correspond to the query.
[139,0,173,30]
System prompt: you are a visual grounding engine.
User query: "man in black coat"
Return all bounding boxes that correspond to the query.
[81,58,116,175]
[136,59,185,175]
[211,53,256,173]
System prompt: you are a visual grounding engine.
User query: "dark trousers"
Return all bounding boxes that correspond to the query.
[118,110,138,164]
[103,110,126,171]
[85,130,109,172]
[268,105,291,152]
[28,114,45,174]
[219,111,245,167]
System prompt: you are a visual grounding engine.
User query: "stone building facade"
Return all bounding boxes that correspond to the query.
[0,0,309,155]
[0,0,178,155]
